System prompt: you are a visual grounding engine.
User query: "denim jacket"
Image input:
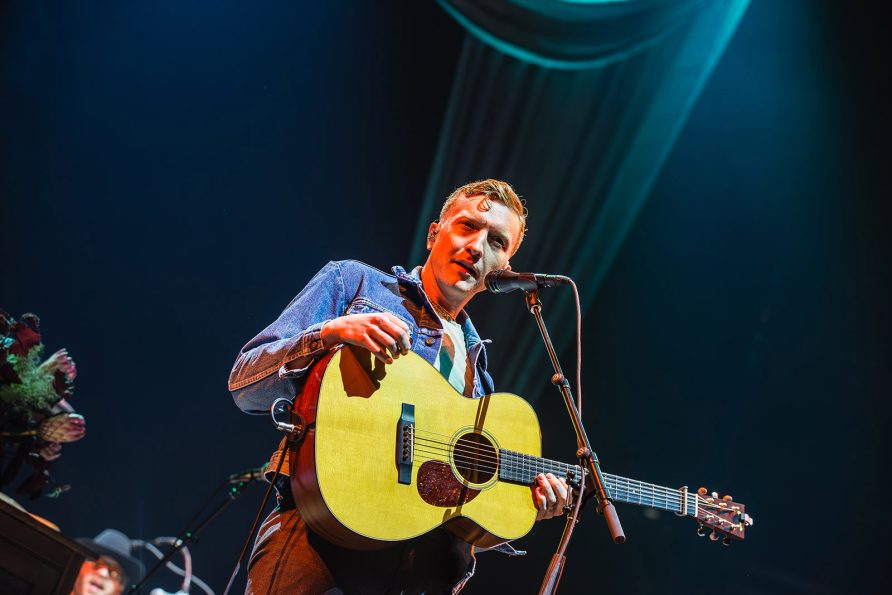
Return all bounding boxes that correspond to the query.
[228,261,522,590]
[228,260,495,414]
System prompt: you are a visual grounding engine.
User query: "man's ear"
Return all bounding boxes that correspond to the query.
[504,261,512,271]
[426,222,439,250]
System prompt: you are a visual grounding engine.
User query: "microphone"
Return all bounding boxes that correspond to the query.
[227,464,268,483]
[484,270,571,293]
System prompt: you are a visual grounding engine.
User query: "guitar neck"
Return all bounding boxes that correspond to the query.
[498,449,697,516]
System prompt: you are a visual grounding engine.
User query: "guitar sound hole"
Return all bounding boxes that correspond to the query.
[453,432,497,484]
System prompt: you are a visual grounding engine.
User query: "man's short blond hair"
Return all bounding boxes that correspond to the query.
[439,179,527,251]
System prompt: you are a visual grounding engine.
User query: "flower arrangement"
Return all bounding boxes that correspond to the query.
[1,309,85,499]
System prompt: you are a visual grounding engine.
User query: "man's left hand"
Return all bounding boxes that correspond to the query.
[533,473,569,521]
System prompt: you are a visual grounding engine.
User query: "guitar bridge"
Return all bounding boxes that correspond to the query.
[396,403,415,485]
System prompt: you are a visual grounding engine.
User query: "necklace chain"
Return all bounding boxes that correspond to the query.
[430,301,456,323]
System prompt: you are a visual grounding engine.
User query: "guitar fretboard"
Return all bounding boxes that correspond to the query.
[498,449,696,516]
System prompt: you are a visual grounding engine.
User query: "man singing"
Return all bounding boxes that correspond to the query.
[229,179,568,594]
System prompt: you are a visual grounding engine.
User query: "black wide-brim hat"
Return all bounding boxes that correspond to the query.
[76,528,144,585]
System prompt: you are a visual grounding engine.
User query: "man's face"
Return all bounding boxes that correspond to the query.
[72,558,124,595]
[425,194,522,306]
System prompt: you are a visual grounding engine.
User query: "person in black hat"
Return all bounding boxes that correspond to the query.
[74,529,144,595]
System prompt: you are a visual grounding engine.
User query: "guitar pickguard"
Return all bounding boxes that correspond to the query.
[417,461,481,507]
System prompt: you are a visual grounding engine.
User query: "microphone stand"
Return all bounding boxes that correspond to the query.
[523,289,625,595]
[125,477,257,594]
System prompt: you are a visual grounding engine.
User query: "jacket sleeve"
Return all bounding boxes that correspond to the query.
[228,261,350,414]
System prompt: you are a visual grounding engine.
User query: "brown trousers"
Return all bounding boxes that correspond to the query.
[245,503,476,595]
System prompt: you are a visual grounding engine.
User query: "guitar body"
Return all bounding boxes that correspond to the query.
[290,345,541,550]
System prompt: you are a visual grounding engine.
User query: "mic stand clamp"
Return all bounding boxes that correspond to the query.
[523,289,625,595]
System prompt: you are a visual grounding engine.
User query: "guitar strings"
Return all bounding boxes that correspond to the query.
[411,431,694,509]
[413,429,638,492]
[414,435,687,506]
[411,428,588,482]
[419,463,737,522]
[409,430,741,521]
[407,454,711,518]
[408,429,705,513]
[407,450,735,524]
[411,431,732,517]
[412,431,569,472]
[412,440,693,512]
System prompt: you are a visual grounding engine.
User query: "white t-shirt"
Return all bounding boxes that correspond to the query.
[433,316,474,397]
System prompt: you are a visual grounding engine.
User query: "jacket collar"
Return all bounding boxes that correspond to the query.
[392,265,486,347]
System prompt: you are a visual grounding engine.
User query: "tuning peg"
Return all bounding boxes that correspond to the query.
[722,535,732,547]
[722,494,733,502]
[697,524,707,537]
[711,491,719,499]
[697,487,708,496]
[709,531,720,542]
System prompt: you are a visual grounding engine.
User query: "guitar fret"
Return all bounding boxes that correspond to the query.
[498,449,582,485]
[601,473,685,514]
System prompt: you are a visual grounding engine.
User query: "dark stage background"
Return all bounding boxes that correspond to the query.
[1,1,889,593]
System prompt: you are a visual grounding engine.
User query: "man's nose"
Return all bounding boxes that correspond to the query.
[465,233,485,258]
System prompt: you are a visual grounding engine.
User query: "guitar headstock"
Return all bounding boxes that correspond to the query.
[692,486,753,545]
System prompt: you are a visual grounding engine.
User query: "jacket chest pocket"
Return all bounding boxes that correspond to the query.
[345,297,387,315]
[345,298,417,342]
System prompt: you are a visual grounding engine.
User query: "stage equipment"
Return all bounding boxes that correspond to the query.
[131,536,215,595]
[520,279,746,593]
[125,467,262,595]
[0,496,94,594]
[484,269,571,293]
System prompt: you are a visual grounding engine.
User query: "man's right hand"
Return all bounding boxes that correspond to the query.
[320,313,412,364]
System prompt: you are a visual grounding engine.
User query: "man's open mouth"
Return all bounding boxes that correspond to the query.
[453,261,478,278]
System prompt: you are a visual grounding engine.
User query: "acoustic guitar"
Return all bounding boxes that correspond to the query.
[289,345,752,550]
